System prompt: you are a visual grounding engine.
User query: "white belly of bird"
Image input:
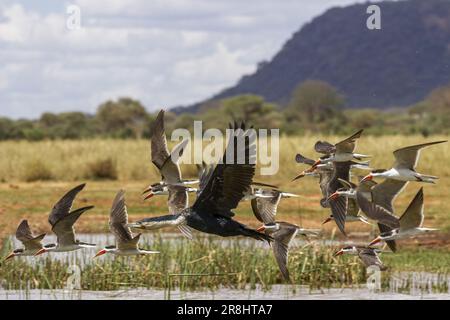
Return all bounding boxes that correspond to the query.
[386,168,417,181]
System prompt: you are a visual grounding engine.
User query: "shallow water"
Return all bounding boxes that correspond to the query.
[1,285,449,300]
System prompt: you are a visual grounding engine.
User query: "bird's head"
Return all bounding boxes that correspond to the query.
[257,222,279,233]
[334,246,357,257]
[361,169,388,183]
[4,249,23,261]
[368,236,383,247]
[142,183,168,200]
[94,245,115,258]
[292,170,317,181]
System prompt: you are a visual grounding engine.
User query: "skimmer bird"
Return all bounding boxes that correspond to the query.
[4,220,46,260]
[252,191,319,281]
[361,141,447,184]
[368,188,438,247]
[334,246,387,270]
[35,184,95,256]
[94,190,159,257]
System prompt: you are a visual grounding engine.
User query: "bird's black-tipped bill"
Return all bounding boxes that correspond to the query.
[4,252,15,261]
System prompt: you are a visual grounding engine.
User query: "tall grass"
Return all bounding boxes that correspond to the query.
[0,237,367,291]
[0,135,448,182]
[1,237,448,293]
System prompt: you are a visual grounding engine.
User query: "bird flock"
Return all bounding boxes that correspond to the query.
[4,110,447,282]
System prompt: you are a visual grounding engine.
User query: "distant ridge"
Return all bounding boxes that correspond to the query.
[173,0,450,113]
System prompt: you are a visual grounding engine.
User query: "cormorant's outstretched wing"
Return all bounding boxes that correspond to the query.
[193,122,256,218]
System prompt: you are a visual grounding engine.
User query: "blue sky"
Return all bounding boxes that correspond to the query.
[0,0,376,119]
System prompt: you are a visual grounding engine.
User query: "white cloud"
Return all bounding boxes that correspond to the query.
[0,0,371,119]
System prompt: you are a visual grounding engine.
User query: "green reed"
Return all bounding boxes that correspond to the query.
[0,236,448,294]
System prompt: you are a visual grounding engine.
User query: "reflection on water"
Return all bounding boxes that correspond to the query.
[1,285,449,300]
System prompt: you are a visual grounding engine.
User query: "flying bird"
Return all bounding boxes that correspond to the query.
[4,220,46,260]
[368,188,437,247]
[128,122,272,242]
[328,178,408,252]
[35,184,95,255]
[94,190,159,257]
[361,141,447,184]
[312,129,370,167]
[252,191,319,281]
[143,109,198,198]
[334,246,387,270]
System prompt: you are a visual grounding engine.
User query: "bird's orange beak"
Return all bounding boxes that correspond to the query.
[368,236,382,247]
[94,249,107,258]
[144,192,154,200]
[4,252,15,261]
[311,159,321,169]
[142,186,152,195]
[333,249,344,257]
[327,192,339,201]
[361,174,373,183]
[257,225,266,232]
[322,217,332,225]
[292,172,306,181]
[34,248,47,256]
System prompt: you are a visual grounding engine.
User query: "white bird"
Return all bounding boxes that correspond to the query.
[94,190,159,257]
[334,246,387,270]
[368,188,438,247]
[312,129,370,166]
[361,141,447,184]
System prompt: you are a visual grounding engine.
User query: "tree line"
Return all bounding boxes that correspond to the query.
[1,80,449,141]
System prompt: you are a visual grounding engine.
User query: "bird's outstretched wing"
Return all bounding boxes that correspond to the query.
[16,220,45,251]
[399,188,425,230]
[393,141,447,170]
[358,248,386,270]
[48,184,86,227]
[371,179,407,214]
[250,192,282,224]
[110,190,139,251]
[271,223,298,281]
[314,141,336,155]
[356,192,399,229]
[193,122,256,218]
[335,129,364,154]
[295,153,316,166]
[150,110,187,184]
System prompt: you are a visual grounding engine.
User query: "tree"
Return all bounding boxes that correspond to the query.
[285,80,346,133]
[221,94,278,127]
[287,80,344,121]
[96,98,149,138]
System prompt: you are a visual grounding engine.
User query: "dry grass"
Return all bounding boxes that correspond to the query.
[0,135,449,241]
